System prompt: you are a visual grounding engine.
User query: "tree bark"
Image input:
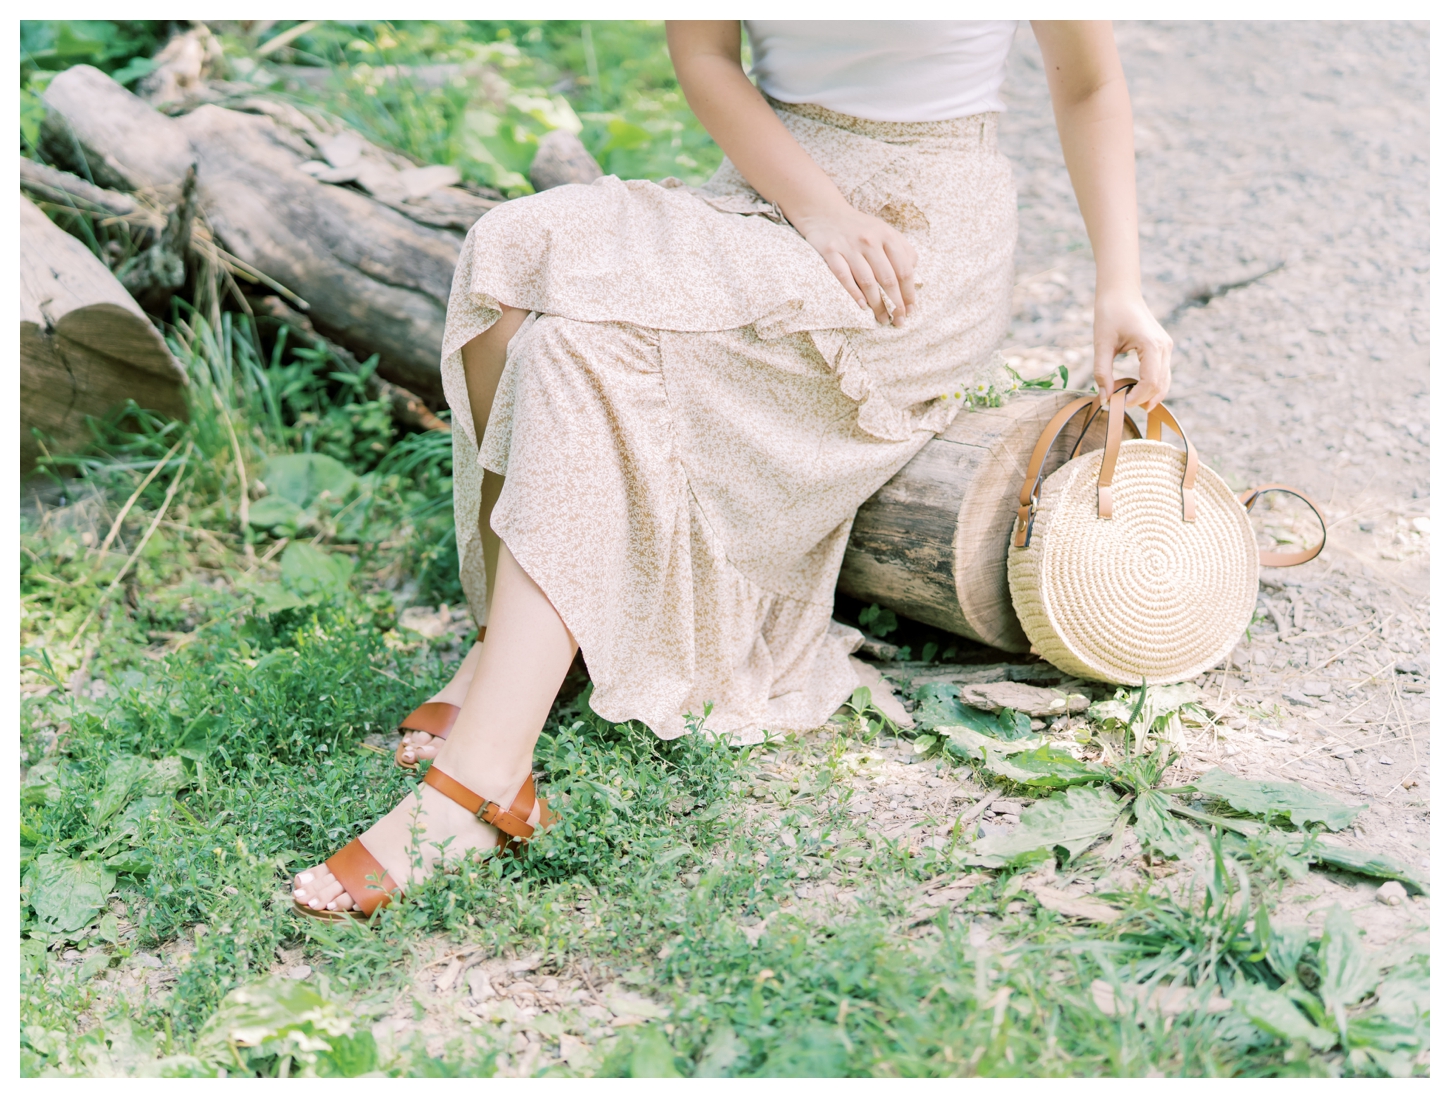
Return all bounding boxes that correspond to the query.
[20,196,187,473]
[839,390,1117,653]
[39,64,515,405]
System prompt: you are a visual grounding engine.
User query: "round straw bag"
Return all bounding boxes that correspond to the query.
[1006,380,1325,684]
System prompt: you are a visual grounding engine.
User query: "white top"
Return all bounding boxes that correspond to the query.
[744,20,1017,123]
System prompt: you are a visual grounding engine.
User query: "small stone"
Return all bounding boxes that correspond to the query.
[62,949,82,961]
[1379,756,1393,766]
[1375,880,1408,907]
[1394,661,1422,676]
[287,964,312,980]
[1300,681,1331,696]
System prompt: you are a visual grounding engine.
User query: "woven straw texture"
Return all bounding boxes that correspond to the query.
[1007,440,1259,684]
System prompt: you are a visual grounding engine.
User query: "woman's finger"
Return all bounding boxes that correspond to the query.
[1132,337,1173,411]
[865,246,907,326]
[1092,337,1119,407]
[883,237,918,316]
[848,253,887,322]
[824,251,870,311]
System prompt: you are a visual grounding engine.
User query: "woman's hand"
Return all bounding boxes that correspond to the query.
[793,205,918,327]
[668,22,915,328]
[1093,287,1173,411]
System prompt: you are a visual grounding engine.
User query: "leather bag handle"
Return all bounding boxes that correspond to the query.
[1095,383,1200,521]
[1013,380,1141,549]
[1239,483,1328,566]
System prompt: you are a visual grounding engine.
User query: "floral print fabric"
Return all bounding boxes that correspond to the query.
[441,100,1016,743]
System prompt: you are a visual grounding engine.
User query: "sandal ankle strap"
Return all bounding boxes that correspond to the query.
[423,765,537,840]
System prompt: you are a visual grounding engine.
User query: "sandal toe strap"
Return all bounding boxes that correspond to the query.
[424,766,540,841]
[398,701,460,738]
[325,837,400,916]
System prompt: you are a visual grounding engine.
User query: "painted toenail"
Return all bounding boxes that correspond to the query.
[310,898,324,909]
[299,872,314,883]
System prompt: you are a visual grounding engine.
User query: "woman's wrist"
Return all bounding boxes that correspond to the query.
[778,189,854,233]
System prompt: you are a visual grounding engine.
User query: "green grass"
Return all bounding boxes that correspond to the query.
[18,19,1429,1079]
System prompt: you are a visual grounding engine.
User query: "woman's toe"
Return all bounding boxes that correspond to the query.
[294,865,332,904]
[416,740,441,760]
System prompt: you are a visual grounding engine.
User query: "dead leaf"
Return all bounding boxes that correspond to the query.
[962,681,1090,718]
[467,966,495,1001]
[559,1033,591,1069]
[1092,978,1231,1017]
[605,991,669,1020]
[435,958,464,992]
[1030,884,1121,923]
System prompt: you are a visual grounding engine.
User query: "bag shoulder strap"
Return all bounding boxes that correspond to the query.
[1239,483,1328,566]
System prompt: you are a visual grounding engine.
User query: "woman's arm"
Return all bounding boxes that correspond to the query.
[1032,21,1172,409]
[666,20,916,327]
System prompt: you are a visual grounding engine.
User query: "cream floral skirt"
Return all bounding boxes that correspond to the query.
[441,101,1017,743]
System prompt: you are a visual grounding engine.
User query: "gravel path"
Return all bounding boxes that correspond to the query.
[992,21,1431,939]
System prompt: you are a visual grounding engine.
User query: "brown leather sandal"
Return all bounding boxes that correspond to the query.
[395,627,485,771]
[292,765,554,922]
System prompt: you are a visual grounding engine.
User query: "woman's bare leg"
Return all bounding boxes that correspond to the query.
[398,306,529,765]
[294,542,576,911]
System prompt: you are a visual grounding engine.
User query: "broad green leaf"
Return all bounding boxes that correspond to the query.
[913,684,1032,739]
[313,1030,379,1078]
[24,852,116,933]
[247,495,302,531]
[1191,768,1363,830]
[761,1021,849,1078]
[696,1025,743,1077]
[105,849,154,877]
[981,744,1113,789]
[1349,968,1430,1069]
[1229,982,1337,1050]
[91,756,153,827]
[1304,841,1428,895]
[144,756,188,795]
[21,760,62,806]
[628,1024,683,1078]
[1316,905,1377,1039]
[195,976,358,1068]
[1133,790,1202,860]
[1266,923,1311,984]
[938,723,1002,763]
[966,784,1123,867]
[280,542,355,601]
[263,453,358,509]
[176,713,226,762]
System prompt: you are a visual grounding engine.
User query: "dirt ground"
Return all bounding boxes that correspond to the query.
[986,20,1431,943]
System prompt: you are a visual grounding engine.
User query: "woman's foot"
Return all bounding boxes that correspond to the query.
[292,772,541,914]
[398,639,486,767]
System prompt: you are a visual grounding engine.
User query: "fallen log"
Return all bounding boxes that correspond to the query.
[839,389,1117,653]
[20,196,188,473]
[529,129,604,191]
[39,64,511,405]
